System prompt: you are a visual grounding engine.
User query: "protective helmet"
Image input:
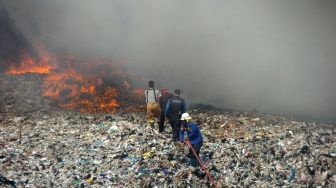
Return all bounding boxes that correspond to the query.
[181,113,192,120]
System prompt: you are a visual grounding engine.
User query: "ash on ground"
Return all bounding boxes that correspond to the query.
[0,74,335,187]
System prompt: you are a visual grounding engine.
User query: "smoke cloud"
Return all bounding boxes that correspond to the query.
[1,0,336,121]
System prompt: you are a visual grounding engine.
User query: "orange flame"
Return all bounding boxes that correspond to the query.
[5,50,55,75]
[41,67,121,112]
[3,42,145,113]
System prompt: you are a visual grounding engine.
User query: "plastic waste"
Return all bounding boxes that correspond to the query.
[143,151,155,159]
[288,167,296,183]
[85,174,96,184]
[0,174,16,188]
[108,122,119,133]
[0,105,335,187]
[97,122,106,128]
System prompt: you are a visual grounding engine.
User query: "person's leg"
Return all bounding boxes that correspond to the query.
[153,103,161,126]
[171,117,177,140]
[146,103,152,122]
[147,103,155,127]
[171,117,179,141]
[169,118,174,131]
[193,141,203,157]
[159,112,165,133]
[186,142,202,158]
[187,147,194,158]
[186,145,198,166]
[175,119,182,141]
[176,118,181,138]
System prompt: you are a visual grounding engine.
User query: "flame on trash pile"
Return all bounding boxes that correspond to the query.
[3,42,145,112]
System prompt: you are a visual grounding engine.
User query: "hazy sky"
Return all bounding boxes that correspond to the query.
[1,0,336,121]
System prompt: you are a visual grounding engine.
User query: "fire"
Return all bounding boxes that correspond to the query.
[4,41,56,75]
[3,43,145,113]
[4,50,55,75]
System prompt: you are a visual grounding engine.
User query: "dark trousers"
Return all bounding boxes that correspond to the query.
[187,141,203,158]
[169,116,181,141]
[159,112,165,133]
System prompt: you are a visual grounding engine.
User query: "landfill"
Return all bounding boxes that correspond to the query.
[0,108,335,187]
[0,74,336,187]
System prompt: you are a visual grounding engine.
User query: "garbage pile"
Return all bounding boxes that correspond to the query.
[0,74,56,116]
[1,109,335,187]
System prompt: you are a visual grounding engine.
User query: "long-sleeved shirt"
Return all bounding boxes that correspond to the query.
[179,122,203,145]
[165,96,186,117]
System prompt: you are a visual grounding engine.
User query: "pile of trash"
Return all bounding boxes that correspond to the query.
[0,74,56,116]
[1,109,335,187]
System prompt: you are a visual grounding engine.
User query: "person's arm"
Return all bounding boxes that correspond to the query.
[157,90,161,101]
[188,124,197,139]
[144,90,148,103]
[165,99,171,117]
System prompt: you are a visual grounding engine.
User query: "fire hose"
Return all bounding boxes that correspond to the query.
[184,139,218,188]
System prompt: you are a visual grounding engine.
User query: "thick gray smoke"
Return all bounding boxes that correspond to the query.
[1,0,336,121]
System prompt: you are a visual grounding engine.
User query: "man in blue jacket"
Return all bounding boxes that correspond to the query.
[179,113,203,159]
[165,89,186,141]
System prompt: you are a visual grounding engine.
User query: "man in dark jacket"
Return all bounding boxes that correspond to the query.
[165,89,186,141]
[158,88,173,133]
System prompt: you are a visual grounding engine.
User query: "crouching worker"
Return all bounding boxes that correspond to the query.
[179,113,203,165]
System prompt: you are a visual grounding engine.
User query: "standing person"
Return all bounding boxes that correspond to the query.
[144,80,161,127]
[165,89,186,141]
[179,113,203,161]
[158,88,173,133]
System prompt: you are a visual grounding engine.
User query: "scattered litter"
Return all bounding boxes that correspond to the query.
[0,109,335,187]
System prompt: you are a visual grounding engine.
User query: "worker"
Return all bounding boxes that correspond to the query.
[144,80,161,127]
[165,89,186,141]
[158,88,173,133]
[179,113,203,160]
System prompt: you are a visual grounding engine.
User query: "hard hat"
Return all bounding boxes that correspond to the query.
[181,113,192,120]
